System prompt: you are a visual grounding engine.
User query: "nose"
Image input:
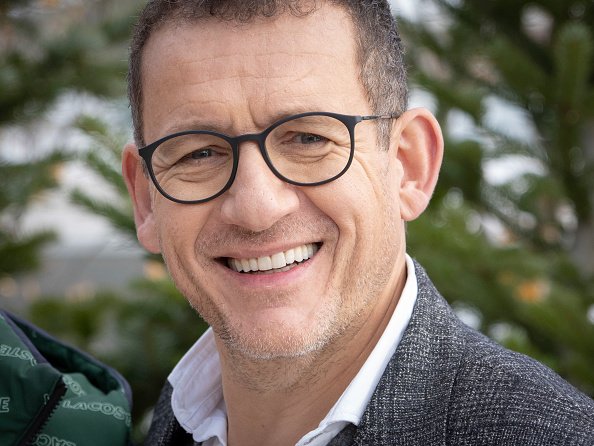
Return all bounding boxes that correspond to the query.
[219,141,300,232]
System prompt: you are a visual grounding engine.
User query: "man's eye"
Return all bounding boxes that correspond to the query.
[189,149,213,159]
[177,148,217,163]
[295,133,327,144]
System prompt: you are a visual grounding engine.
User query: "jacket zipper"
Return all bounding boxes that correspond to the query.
[17,378,67,446]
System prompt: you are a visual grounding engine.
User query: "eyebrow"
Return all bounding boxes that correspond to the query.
[162,120,226,136]
[158,106,330,139]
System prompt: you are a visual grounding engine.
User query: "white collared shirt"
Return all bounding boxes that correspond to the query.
[168,255,418,446]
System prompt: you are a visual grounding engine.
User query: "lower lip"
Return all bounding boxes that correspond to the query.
[218,252,318,287]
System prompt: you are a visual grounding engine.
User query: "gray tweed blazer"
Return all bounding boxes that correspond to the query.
[144,261,594,446]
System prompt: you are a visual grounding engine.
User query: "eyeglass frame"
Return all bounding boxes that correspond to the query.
[138,111,400,205]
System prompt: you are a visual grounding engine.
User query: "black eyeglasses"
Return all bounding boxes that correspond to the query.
[138,111,399,204]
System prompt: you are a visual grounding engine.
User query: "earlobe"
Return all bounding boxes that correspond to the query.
[390,108,444,221]
[122,143,161,253]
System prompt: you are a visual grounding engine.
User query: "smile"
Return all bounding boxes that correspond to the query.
[226,243,319,274]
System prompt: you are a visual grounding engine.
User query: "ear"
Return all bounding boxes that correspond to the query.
[390,108,443,221]
[122,143,161,253]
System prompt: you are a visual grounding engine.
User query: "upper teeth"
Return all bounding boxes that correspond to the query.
[228,243,318,273]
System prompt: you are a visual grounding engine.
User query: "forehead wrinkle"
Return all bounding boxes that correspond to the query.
[142,6,367,141]
[177,48,344,87]
[250,56,355,123]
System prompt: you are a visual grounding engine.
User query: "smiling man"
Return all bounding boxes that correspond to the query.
[122,1,594,445]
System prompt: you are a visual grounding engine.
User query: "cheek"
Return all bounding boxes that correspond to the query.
[348,173,401,265]
[304,172,393,258]
[153,205,216,303]
[328,157,398,228]
[153,201,211,255]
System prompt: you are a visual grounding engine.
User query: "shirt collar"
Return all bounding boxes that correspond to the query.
[168,327,226,445]
[169,254,418,446]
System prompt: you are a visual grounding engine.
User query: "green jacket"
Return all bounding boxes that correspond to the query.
[0,310,132,446]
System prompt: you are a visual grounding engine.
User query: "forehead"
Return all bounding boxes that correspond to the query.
[140,4,370,141]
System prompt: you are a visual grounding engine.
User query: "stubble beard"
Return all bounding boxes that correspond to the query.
[166,214,347,363]
[162,188,402,383]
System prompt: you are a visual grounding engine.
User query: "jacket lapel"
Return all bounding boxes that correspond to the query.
[352,261,466,445]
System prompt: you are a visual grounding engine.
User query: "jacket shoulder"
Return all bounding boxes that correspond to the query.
[447,321,594,445]
[354,262,594,446]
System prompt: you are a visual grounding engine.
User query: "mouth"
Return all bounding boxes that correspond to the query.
[224,243,320,274]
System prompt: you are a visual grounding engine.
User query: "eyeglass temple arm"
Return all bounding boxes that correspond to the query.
[360,113,400,121]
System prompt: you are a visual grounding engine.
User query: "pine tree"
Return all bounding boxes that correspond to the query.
[0,152,66,275]
[1,0,136,125]
[0,0,142,277]
[400,0,594,396]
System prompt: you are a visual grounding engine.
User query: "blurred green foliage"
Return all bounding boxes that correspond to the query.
[0,0,133,125]
[0,151,67,274]
[0,0,140,276]
[401,0,594,395]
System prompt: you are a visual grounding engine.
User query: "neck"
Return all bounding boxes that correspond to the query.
[217,264,407,446]
[222,354,348,446]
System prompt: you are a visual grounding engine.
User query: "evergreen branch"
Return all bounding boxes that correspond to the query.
[80,150,128,195]
[553,23,593,111]
[479,128,548,163]
[434,0,552,74]
[0,151,70,213]
[0,229,56,275]
[480,183,548,248]
[70,188,136,240]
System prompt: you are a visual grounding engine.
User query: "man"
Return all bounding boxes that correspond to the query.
[122,1,594,445]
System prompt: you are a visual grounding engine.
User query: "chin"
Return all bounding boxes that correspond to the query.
[216,315,340,361]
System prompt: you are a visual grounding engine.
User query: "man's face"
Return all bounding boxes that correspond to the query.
[132,5,417,359]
